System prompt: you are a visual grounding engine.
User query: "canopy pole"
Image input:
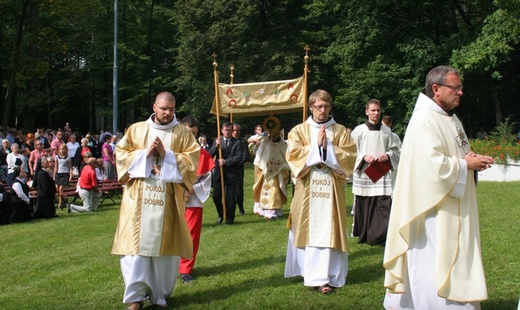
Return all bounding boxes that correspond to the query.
[212,52,226,220]
[303,45,310,122]
[229,65,234,122]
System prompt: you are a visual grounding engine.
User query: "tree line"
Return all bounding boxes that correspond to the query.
[1,0,519,138]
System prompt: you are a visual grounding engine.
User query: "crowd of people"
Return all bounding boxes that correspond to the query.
[0,125,122,223]
[1,65,496,310]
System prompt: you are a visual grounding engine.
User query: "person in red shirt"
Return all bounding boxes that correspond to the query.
[68,157,101,213]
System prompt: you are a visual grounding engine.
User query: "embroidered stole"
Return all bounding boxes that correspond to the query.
[139,127,173,256]
[308,126,334,247]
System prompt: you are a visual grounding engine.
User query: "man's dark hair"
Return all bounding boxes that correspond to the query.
[221,122,233,129]
[180,116,199,128]
[365,98,380,110]
[13,166,22,177]
[382,116,393,127]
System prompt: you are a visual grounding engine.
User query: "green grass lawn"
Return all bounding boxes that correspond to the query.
[1,162,519,309]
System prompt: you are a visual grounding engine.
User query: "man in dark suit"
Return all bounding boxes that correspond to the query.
[209,122,244,224]
[232,123,248,215]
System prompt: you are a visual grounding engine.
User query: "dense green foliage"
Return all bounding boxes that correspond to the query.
[1,0,520,137]
[0,164,519,309]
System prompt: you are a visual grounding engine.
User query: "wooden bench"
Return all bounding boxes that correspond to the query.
[28,179,122,206]
[98,179,123,205]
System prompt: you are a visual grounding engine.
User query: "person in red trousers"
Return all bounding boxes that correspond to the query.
[179,116,215,283]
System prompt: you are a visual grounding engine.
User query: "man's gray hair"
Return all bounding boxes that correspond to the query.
[425,66,459,98]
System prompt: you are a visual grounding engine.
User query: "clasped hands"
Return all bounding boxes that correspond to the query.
[147,136,166,158]
[318,127,327,149]
[465,152,494,171]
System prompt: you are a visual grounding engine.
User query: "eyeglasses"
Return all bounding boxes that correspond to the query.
[155,105,175,112]
[439,84,463,91]
[312,104,332,110]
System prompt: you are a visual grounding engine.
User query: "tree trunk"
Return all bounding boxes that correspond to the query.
[25,1,42,130]
[490,80,503,124]
[3,0,31,127]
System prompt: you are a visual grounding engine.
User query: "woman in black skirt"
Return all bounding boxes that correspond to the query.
[32,157,57,218]
[54,144,73,209]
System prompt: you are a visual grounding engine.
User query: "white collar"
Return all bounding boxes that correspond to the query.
[146,113,178,129]
[305,116,336,128]
[413,93,450,116]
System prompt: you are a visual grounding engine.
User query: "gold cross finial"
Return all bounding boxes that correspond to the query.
[304,45,310,63]
[212,52,218,68]
[229,65,235,84]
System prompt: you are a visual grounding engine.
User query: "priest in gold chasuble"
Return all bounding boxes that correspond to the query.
[284,89,356,294]
[112,92,199,309]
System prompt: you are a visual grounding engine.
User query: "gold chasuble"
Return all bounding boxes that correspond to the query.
[286,117,356,252]
[112,115,199,258]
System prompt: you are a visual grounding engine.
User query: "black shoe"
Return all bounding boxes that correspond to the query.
[217,217,223,223]
[180,273,194,283]
[239,211,245,215]
[225,220,234,225]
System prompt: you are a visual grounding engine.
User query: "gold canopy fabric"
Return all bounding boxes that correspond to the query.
[210,76,305,116]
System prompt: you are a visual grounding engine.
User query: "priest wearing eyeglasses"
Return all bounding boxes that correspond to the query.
[383,65,493,309]
[284,89,356,294]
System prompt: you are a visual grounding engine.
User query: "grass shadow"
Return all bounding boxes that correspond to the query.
[194,255,287,277]
[170,273,297,307]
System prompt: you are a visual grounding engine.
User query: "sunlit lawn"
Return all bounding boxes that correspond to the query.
[0,162,518,309]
